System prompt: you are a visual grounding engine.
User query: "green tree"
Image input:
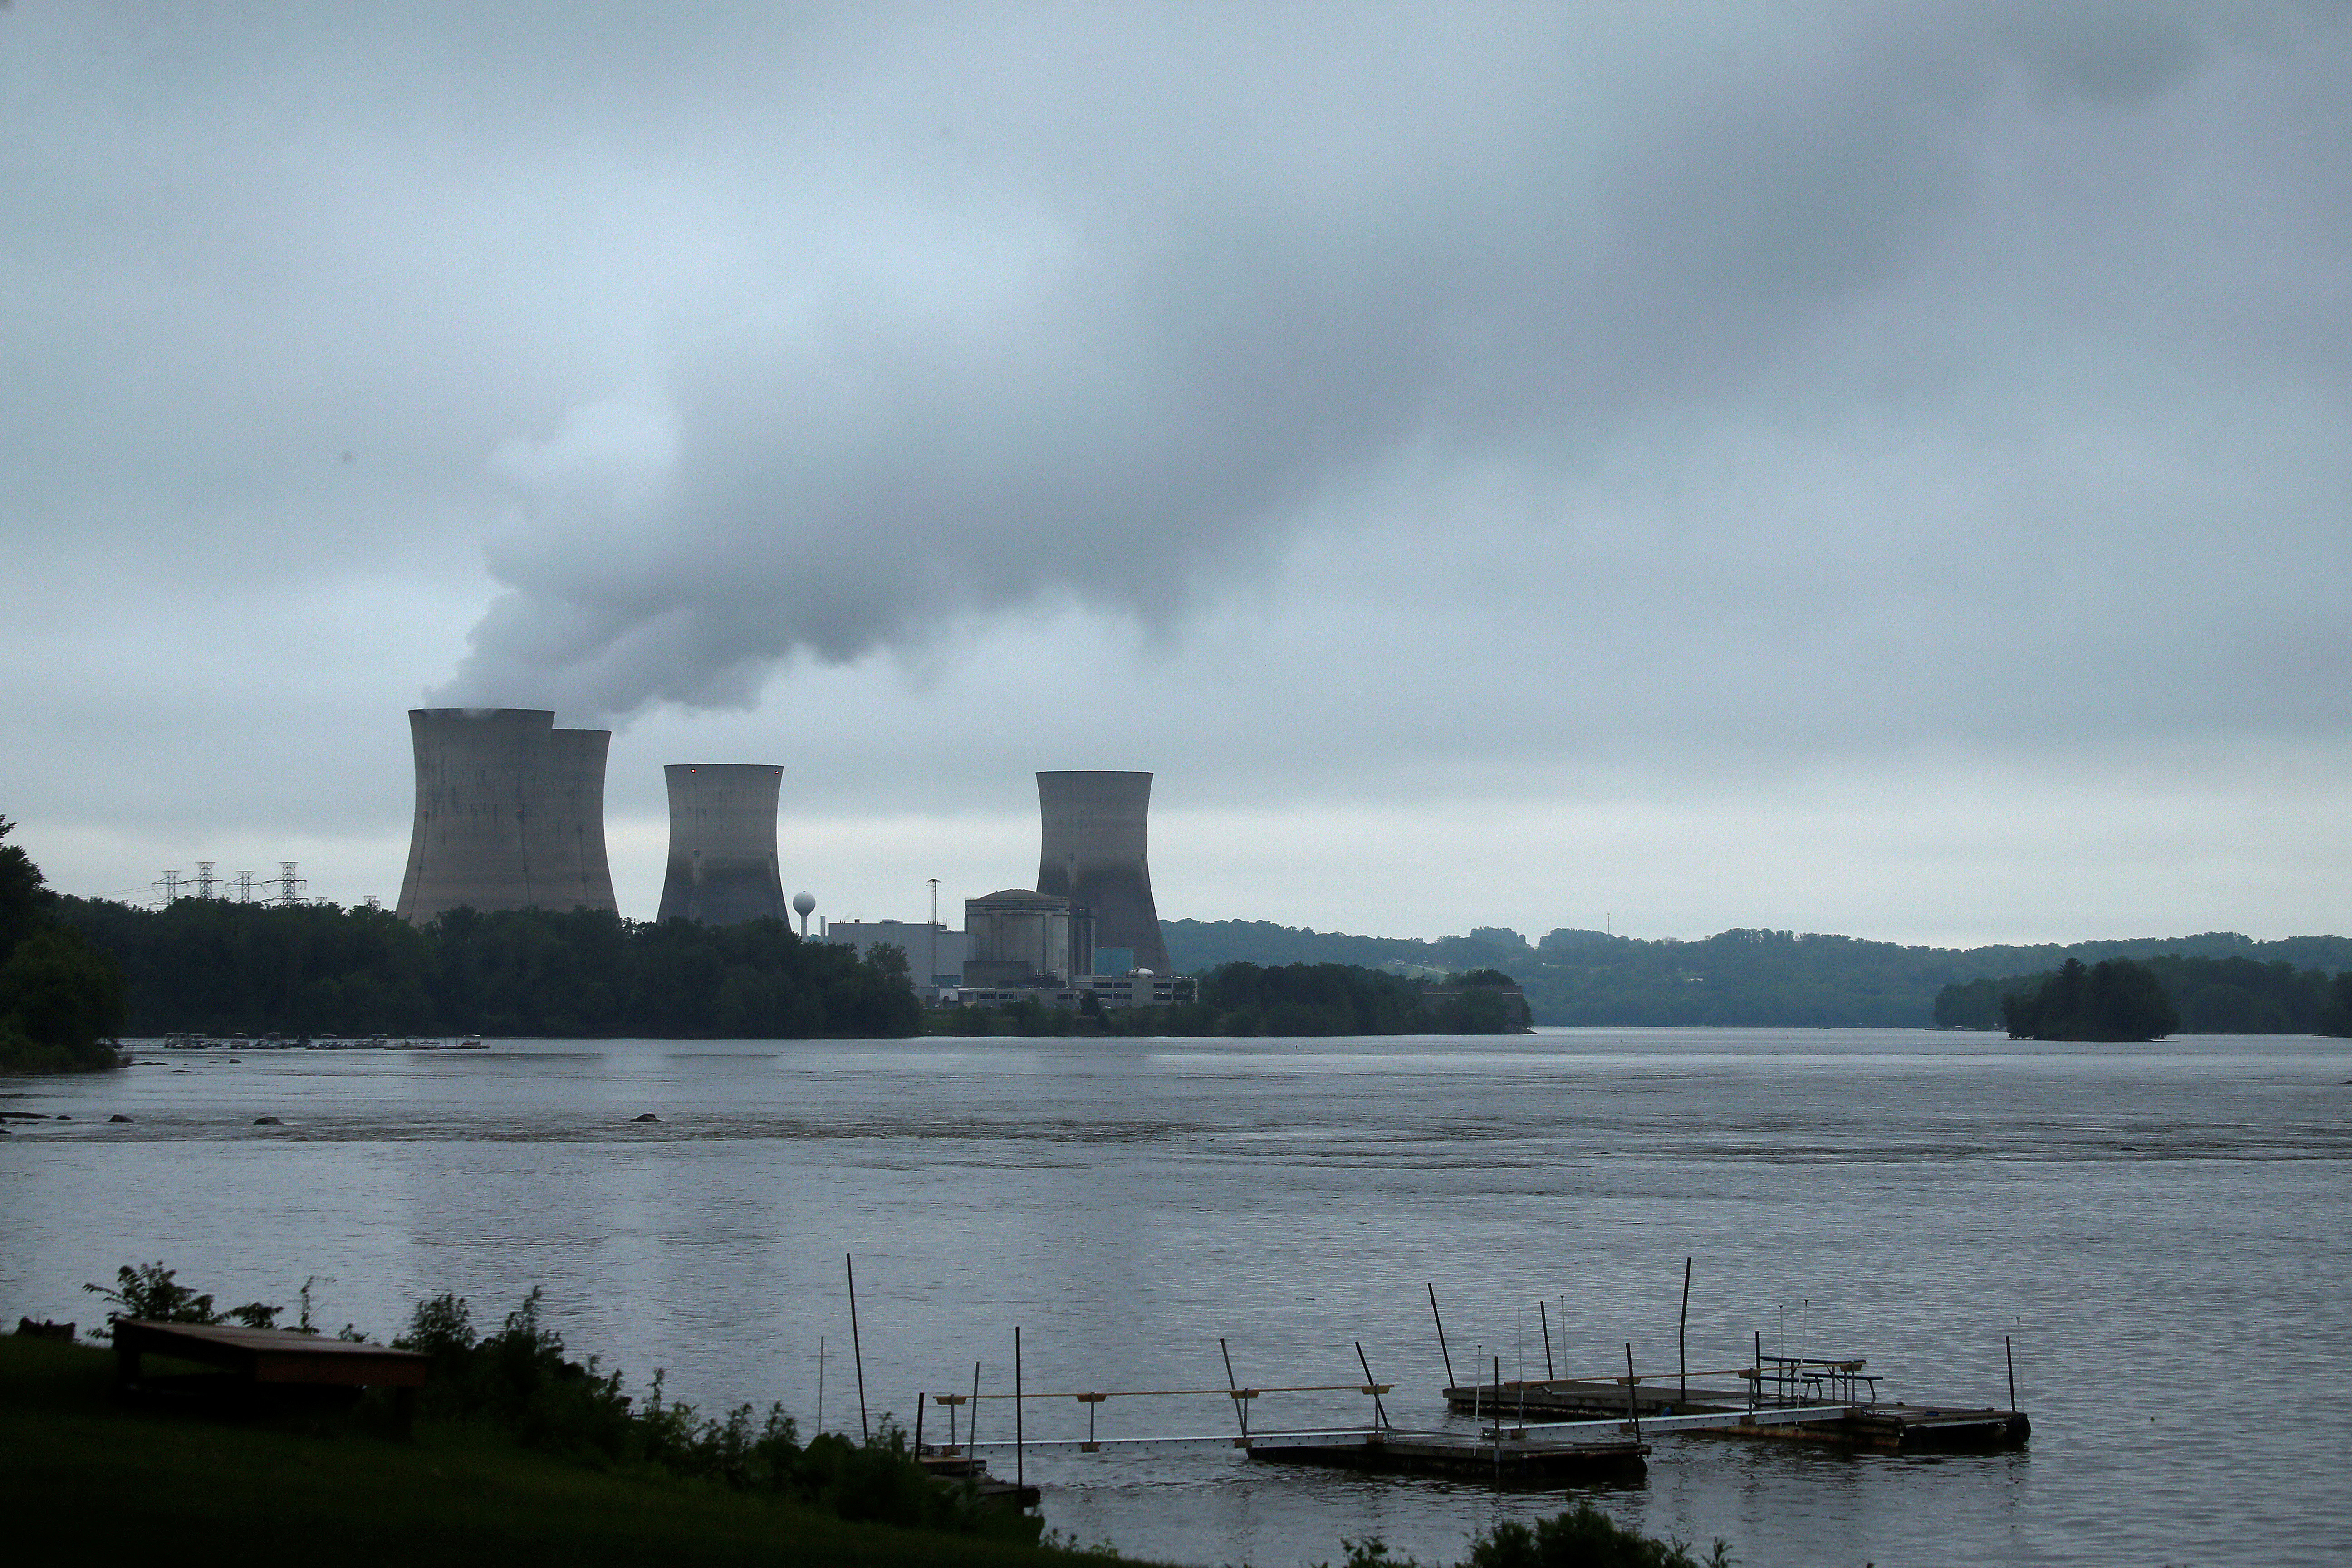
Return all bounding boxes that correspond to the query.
[0,818,128,1072]
[2320,972,2352,1038]
[0,816,48,960]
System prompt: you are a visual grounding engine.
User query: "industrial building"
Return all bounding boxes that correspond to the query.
[1034,770,1170,974]
[655,764,787,926]
[396,708,618,924]
[825,920,969,988]
[1072,971,1194,1008]
[962,889,1093,988]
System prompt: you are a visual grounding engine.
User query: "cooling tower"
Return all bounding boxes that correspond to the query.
[1034,770,1170,973]
[395,708,619,924]
[655,764,787,926]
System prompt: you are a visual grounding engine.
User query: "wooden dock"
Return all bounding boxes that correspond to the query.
[1246,1429,1647,1483]
[1446,1372,2028,1453]
[937,1425,1647,1485]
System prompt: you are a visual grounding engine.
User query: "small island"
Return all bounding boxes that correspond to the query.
[1998,957,2177,1042]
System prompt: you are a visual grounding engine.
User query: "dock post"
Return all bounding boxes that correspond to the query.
[1493,1355,1504,1491]
[1427,1284,1457,1389]
[2006,1335,2017,1413]
[1355,1339,1391,1430]
[846,1254,871,1443]
[817,1335,826,1434]
[915,1392,925,1454]
[1752,1331,1761,1414]
[1678,1258,1692,1405]
[1220,1338,1250,1443]
[1014,1327,1024,1490]
[970,1360,982,1449]
[1538,1300,1555,1382]
[1624,1343,1641,1440]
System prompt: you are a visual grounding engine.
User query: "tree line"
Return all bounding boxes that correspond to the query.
[51,896,920,1040]
[1936,953,2352,1036]
[1168,918,2352,1029]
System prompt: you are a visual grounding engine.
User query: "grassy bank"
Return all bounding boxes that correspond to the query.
[0,1334,1115,1567]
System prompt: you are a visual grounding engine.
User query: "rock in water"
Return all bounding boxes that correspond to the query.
[632,1112,661,1122]
[254,1116,283,1126]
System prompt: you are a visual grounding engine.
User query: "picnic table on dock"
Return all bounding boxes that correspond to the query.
[113,1319,429,1428]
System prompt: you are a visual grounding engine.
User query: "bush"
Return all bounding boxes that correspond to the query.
[1330,1504,1731,1568]
[80,1262,283,1335]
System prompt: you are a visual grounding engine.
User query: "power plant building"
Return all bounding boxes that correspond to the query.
[963,889,1093,988]
[396,708,618,925]
[1035,771,1169,974]
[656,764,787,926]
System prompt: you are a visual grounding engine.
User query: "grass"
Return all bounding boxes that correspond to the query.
[0,1335,1127,1567]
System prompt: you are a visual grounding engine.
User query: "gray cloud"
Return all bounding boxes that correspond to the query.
[422,2,2344,723]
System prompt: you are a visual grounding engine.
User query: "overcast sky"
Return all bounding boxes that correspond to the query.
[5,1,2348,946]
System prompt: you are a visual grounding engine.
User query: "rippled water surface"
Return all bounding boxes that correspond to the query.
[5,1029,2348,1567]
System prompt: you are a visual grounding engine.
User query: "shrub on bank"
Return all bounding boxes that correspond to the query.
[1328,1503,1733,1568]
[73,1261,1021,1541]
[396,1285,1023,1535]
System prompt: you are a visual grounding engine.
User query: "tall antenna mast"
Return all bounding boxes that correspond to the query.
[928,878,941,986]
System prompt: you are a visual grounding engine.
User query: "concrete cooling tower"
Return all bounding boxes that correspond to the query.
[1035,770,1170,974]
[655,764,787,926]
[395,708,619,924]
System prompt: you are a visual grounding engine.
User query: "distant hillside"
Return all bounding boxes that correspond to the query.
[1158,919,2352,1028]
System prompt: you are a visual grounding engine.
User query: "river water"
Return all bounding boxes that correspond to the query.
[4,1029,2347,1567]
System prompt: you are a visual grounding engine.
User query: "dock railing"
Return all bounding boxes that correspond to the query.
[1454,1355,1880,1415]
[922,1379,1396,1455]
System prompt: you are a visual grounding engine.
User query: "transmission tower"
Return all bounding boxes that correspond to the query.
[276,861,307,907]
[235,871,257,903]
[195,862,217,900]
[155,869,184,906]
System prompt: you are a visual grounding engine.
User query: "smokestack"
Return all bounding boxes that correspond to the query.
[1035,770,1169,974]
[395,708,619,925]
[656,764,787,926]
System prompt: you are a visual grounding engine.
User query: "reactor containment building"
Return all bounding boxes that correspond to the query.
[656,764,788,926]
[395,708,619,925]
[1034,770,1169,974]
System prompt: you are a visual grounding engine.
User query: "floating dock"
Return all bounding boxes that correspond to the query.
[918,1365,1648,1488]
[1445,1354,2028,1453]
[934,1424,1646,1485]
[1246,1429,1646,1482]
[879,1271,2029,1509]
